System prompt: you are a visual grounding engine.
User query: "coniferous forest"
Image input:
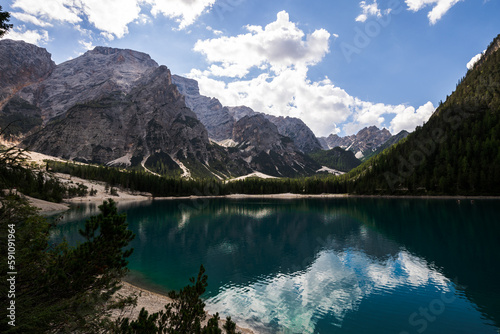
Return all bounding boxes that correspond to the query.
[347,34,500,196]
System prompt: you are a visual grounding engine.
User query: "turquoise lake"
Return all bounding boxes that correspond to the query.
[52,198,500,333]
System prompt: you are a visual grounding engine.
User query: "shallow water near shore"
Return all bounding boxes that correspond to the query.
[52,197,500,333]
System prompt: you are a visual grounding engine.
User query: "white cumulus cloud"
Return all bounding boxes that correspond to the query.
[206,26,223,35]
[79,0,141,39]
[2,26,50,45]
[193,11,331,78]
[466,51,484,70]
[405,0,461,25]
[144,0,216,29]
[190,66,353,136]
[11,0,82,24]
[11,12,53,27]
[189,11,433,136]
[79,39,94,50]
[390,101,435,134]
[10,0,214,39]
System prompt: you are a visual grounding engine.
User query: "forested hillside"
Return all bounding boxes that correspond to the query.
[347,34,500,195]
[308,147,361,172]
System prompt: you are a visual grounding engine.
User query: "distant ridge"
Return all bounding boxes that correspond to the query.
[319,126,392,159]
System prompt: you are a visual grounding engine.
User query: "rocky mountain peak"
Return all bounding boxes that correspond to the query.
[0,39,55,108]
[87,46,159,66]
[264,114,323,153]
[172,75,234,141]
[357,126,391,141]
[233,114,281,150]
[14,44,160,121]
[172,75,200,96]
[231,114,320,177]
[227,106,256,121]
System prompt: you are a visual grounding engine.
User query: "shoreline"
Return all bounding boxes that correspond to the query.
[152,193,500,201]
[114,280,256,334]
[31,192,500,213]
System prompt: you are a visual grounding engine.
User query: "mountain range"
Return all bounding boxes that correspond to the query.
[318,126,392,160]
[0,39,405,178]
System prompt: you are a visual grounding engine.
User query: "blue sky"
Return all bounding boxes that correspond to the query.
[1,0,499,136]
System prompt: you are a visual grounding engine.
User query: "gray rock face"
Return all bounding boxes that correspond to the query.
[227,106,256,121]
[0,40,54,137]
[264,115,323,153]
[17,46,159,121]
[320,134,350,150]
[22,65,213,167]
[0,96,42,139]
[319,126,392,158]
[172,75,234,141]
[0,39,55,108]
[232,114,320,177]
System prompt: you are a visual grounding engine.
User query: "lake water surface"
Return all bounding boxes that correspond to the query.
[53,198,500,333]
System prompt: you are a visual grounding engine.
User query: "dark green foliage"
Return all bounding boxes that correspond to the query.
[162,264,208,333]
[0,197,136,333]
[47,160,348,196]
[0,147,88,202]
[145,152,182,176]
[202,314,222,334]
[113,265,241,334]
[308,147,362,172]
[347,34,500,195]
[222,316,239,334]
[0,5,13,37]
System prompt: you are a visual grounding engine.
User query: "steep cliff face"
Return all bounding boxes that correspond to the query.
[0,40,55,106]
[172,75,234,141]
[232,114,320,177]
[355,126,392,153]
[22,66,212,168]
[227,106,256,121]
[17,46,159,121]
[0,40,54,138]
[264,115,323,153]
